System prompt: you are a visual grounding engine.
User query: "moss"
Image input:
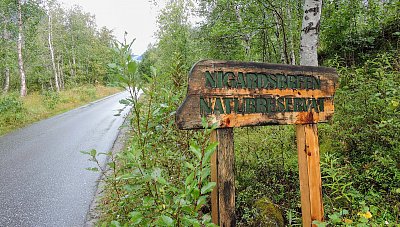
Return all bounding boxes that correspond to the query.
[254,197,284,227]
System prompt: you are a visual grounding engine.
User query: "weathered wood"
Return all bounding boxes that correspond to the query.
[210,131,219,224]
[297,124,324,226]
[176,60,338,129]
[210,128,235,227]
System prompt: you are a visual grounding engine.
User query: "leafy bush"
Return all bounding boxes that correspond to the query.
[319,53,400,224]
[0,95,26,128]
[42,91,60,109]
[88,41,217,226]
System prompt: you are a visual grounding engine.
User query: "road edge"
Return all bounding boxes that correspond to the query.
[84,111,131,227]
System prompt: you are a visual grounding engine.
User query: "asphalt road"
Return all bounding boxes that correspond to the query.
[0,91,131,227]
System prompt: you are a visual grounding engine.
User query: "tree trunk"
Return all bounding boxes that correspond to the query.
[287,5,296,65]
[3,68,10,94]
[234,4,251,59]
[47,7,60,92]
[300,0,321,66]
[298,0,324,226]
[17,0,27,97]
[58,58,64,90]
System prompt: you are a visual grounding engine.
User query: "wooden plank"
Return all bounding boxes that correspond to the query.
[296,124,324,226]
[210,128,235,227]
[210,131,219,224]
[176,60,338,130]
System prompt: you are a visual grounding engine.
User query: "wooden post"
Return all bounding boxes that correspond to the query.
[296,124,324,226]
[210,128,235,227]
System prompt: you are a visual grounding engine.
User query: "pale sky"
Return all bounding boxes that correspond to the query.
[58,0,167,55]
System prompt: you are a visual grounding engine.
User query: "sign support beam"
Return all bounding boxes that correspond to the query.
[296,124,324,226]
[210,128,235,227]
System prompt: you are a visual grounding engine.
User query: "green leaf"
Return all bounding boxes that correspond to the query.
[184,162,195,170]
[201,182,216,194]
[202,142,218,164]
[157,215,174,226]
[312,220,327,227]
[107,63,117,68]
[110,220,121,227]
[129,211,143,225]
[192,187,200,200]
[196,195,207,211]
[185,172,195,186]
[189,142,202,160]
[128,61,137,74]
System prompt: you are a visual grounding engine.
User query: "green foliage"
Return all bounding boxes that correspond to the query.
[0,0,116,95]
[42,91,60,109]
[318,53,400,225]
[90,40,218,226]
[0,95,26,127]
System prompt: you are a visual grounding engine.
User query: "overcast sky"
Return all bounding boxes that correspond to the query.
[58,0,167,55]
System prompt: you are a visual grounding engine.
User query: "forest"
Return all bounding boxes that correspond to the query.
[0,0,119,134]
[1,0,399,226]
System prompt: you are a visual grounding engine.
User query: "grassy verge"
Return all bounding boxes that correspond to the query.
[0,85,122,136]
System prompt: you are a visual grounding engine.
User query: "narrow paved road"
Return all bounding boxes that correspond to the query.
[0,91,131,227]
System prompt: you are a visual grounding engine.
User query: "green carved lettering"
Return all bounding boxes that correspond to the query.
[217,71,223,88]
[205,71,216,88]
[246,73,257,89]
[245,98,256,113]
[310,98,318,112]
[317,98,325,112]
[287,75,297,89]
[224,98,233,114]
[298,76,305,89]
[268,75,277,89]
[223,72,235,88]
[277,97,285,112]
[257,74,267,89]
[234,98,243,113]
[313,76,321,89]
[237,72,245,88]
[285,97,293,112]
[306,76,313,90]
[277,75,288,89]
[200,97,212,115]
[294,98,306,112]
[267,98,276,113]
[213,97,224,114]
[256,98,267,113]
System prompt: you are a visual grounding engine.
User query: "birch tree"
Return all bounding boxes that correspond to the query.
[3,68,9,94]
[17,0,27,96]
[46,0,60,92]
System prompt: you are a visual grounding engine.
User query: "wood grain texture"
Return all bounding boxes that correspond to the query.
[297,124,324,226]
[210,128,235,227]
[176,60,338,129]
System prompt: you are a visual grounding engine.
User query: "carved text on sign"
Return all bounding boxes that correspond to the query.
[176,60,338,129]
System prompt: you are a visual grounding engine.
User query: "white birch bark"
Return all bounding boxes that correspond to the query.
[3,68,10,94]
[17,0,27,97]
[300,0,322,66]
[234,4,251,58]
[47,4,60,92]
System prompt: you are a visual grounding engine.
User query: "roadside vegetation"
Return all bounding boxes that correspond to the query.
[0,1,122,135]
[90,0,399,226]
[0,85,121,135]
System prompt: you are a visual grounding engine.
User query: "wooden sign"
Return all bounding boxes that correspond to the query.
[176,60,338,130]
[176,60,338,227]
